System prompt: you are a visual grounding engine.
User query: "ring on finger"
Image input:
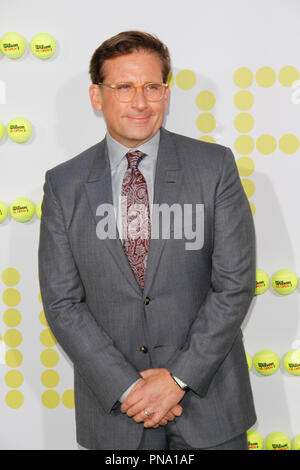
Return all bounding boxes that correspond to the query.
[144,409,150,416]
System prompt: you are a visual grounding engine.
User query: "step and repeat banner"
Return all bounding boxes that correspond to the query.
[0,0,299,450]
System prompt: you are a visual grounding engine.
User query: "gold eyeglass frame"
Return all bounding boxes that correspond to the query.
[97,82,169,102]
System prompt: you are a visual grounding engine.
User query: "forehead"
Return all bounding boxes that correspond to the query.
[101,50,163,82]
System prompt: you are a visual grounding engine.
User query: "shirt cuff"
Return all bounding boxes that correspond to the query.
[119,378,142,403]
[172,376,188,389]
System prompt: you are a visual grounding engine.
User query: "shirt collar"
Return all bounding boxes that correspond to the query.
[106,129,160,170]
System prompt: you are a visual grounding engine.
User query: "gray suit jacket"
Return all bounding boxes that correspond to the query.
[38,127,257,450]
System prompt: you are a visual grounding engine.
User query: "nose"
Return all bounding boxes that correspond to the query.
[131,85,148,110]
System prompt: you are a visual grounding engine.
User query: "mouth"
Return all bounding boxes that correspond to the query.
[126,115,151,123]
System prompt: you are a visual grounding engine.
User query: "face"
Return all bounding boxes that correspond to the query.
[89,50,169,148]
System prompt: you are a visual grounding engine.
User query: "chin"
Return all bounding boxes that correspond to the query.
[124,130,155,145]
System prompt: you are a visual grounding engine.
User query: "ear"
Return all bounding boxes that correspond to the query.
[89,84,103,111]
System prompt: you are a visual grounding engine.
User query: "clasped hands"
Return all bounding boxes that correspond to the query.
[121,368,185,428]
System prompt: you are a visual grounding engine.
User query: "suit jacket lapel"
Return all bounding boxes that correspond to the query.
[144,128,184,294]
[84,139,142,296]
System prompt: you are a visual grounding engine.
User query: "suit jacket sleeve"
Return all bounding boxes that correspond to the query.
[166,146,256,397]
[38,170,141,413]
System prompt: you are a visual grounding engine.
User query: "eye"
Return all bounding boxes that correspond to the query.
[145,83,160,91]
[116,83,133,90]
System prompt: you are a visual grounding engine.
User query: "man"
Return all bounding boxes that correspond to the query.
[38,31,257,450]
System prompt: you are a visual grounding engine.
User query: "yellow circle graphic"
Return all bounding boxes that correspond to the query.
[41,349,59,368]
[5,390,24,409]
[196,91,216,110]
[256,134,277,154]
[241,179,255,198]
[4,329,22,348]
[234,113,254,133]
[234,90,254,110]
[42,390,60,408]
[41,370,60,388]
[234,135,255,155]
[62,390,75,409]
[196,113,216,133]
[176,70,196,90]
[2,288,21,307]
[1,268,20,287]
[234,67,254,88]
[249,201,256,216]
[236,157,255,177]
[279,134,299,154]
[278,66,300,87]
[39,310,49,327]
[5,370,23,388]
[199,135,216,143]
[255,66,276,87]
[5,349,23,368]
[167,72,174,88]
[40,328,57,347]
[3,308,21,327]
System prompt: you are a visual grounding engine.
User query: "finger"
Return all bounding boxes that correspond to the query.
[158,418,168,426]
[125,401,146,417]
[132,409,154,423]
[164,411,175,421]
[144,411,164,428]
[121,393,144,413]
[120,380,145,413]
[160,408,180,422]
[171,404,183,417]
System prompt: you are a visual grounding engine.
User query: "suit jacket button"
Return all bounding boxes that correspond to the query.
[144,297,151,305]
[140,345,148,353]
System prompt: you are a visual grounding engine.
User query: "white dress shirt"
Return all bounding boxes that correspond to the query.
[106,129,160,240]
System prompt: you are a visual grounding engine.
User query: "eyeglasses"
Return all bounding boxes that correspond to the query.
[98,82,169,102]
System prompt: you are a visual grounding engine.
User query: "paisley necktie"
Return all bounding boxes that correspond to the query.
[121,151,151,291]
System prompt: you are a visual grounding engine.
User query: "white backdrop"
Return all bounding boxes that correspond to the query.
[0,0,299,450]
